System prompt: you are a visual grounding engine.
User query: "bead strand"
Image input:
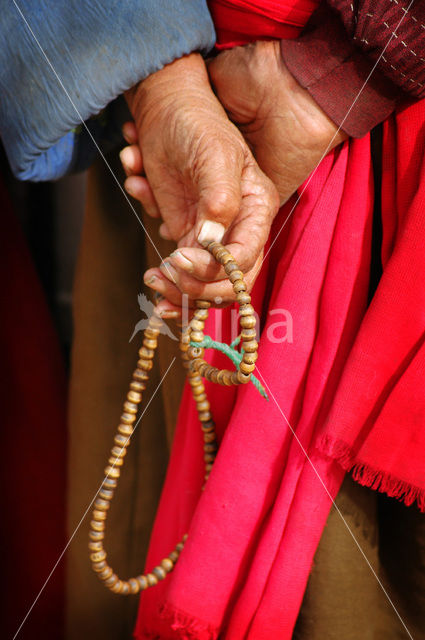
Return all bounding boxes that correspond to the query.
[90,242,258,594]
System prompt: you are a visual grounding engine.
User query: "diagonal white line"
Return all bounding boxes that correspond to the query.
[11,0,168,268]
[259,0,416,269]
[255,365,414,640]
[12,356,176,640]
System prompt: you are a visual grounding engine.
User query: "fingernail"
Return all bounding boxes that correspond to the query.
[144,273,157,286]
[198,221,226,246]
[158,309,181,318]
[171,250,194,272]
[119,147,136,173]
[160,261,178,284]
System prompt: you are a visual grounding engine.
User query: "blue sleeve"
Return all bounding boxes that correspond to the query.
[0,1,216,181]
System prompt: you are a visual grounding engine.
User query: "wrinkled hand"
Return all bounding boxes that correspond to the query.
[207,41,348,205]
[122,53,279,309]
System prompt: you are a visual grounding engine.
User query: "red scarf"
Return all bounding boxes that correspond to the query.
[135,2,425,638]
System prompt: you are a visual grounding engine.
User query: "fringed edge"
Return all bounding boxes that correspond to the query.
[317,435,425,512]
[159,603,218,640]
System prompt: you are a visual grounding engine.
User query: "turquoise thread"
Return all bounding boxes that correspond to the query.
[190,335,268,400]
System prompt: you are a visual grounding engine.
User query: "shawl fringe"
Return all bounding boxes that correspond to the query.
[318,435,425,512]
[159,603,218,640]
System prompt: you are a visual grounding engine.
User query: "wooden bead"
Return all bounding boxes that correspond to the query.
[111,446,126,459]
[239,303,255,316]
[237,370,251,384]
[143,328,160,339]
[130,381,146,393]
[189,330,204,343]
[204,442,218,453]
[152,566,167,581]
[176,542,185,552]
[99,566,113,581]
[137,358,153,371]
[196,400,210,413]
[103,477,117,489]
[201,420,215,432]
[108,456,123,468]
[168,550,179,563]
[224,262,238,274]
[160,558,174,572]
[120,412,136,425]
[236,292,252,305]
[98,490,114,503]
[146,573,158,587]
[111,580,124,594]
[203,431,216,443]
[133,369,149,382]
[95,498,110,511]
[118,423,133,436]
[190,319,205,332]
[231,371,240,385]
[137,575,149,590]
[121,583,130,595]
[90,550,107,563]
[89,541,104,552]
[127,390,142,404]
[114,434,128,447]
[138,347,155,360]
[143,338,158,350]
[239,315,256,329]
[89,531,105,542]
[90,520,105,532]
[239,361,256,375]
[104,465,120,479]
[129,578,140,594]
[198,411,212,422]
[188,346,203,359]
[241,328,257,340]
[242,352,258,365]
[204,453,216,463]
[241,340,258,353]
[93,509,107,521]
[229,270,243,284]
[232,279,247,294]
[209,369,219,384]
[205,463,214,472]
[92,561,107,572]
[196,300,211,309]
[195,308,209,320]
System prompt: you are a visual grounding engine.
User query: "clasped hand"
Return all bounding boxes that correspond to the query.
[120,43,347,314]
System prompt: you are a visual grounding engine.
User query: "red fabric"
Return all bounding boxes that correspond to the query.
[209,0,320,47]
[0,178,67,638]
[135,2,425,638]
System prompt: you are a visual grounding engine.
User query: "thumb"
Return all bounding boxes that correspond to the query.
[194,143,245,247]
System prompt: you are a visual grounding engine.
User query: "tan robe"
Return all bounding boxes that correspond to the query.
[66,156,425,639]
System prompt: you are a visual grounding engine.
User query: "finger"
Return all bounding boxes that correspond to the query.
[168,247,225,282]
[124,176,161,218]
[120,145,143,176]
[144,268,196,307]
[158,257,259,303]
[122,121,138,145]
[159,222,174,240]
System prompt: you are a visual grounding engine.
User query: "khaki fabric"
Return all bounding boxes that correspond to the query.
[66,156,184,639]
[295,477,425,640]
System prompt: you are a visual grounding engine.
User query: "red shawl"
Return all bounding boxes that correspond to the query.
[134,1,425,638]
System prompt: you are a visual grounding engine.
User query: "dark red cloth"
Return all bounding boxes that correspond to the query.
[0,178,67,639]
[281,1,425,136]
